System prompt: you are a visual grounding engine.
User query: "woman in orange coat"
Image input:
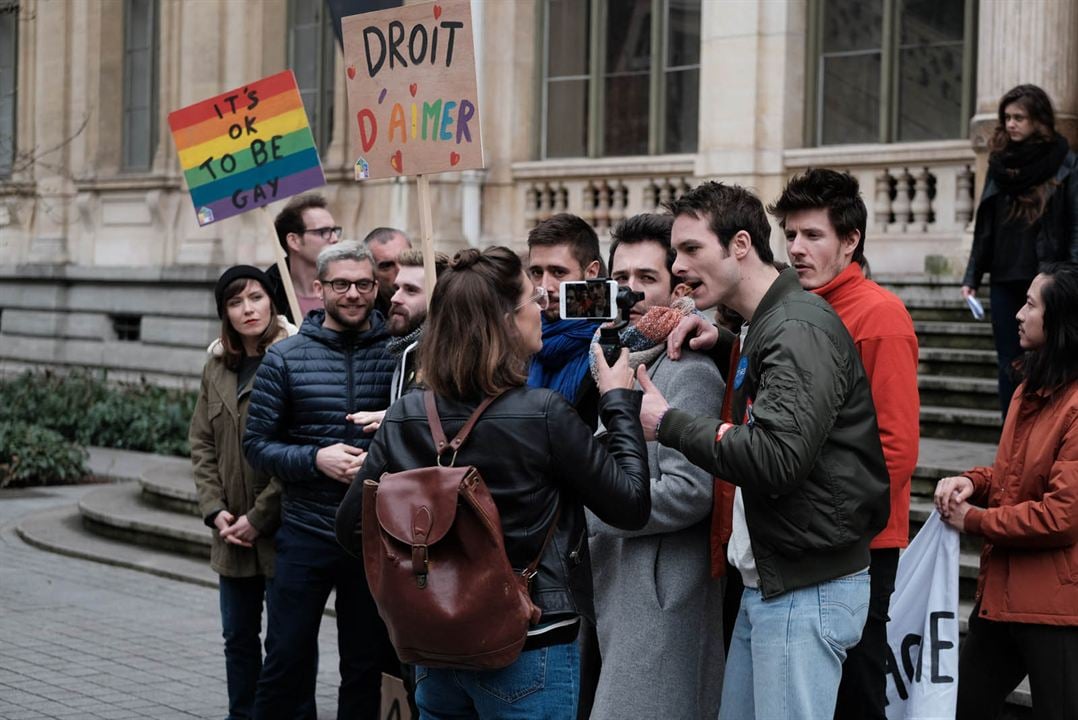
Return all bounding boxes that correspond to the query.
[935,261,1078,720]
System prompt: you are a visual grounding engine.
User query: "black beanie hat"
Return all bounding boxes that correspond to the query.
[214,265,273,319]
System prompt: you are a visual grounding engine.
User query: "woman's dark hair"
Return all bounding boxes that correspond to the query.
[419,246,530,399]
[219,278,279,370]
[989,84,1059,225]
[1017,262,1078,397]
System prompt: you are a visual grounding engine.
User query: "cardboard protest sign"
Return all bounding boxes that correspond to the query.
[341,0,483,180]
[168,70,326,226]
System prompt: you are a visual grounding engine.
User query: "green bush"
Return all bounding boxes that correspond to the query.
[0,370,196,458]
[0,421,89,488]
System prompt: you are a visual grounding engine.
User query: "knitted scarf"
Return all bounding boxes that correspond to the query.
[386,325,423,357]
[528,317,600,404]
[989,132,1069,196]
[587,297,698,384]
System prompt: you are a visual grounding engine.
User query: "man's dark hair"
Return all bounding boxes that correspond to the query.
[363,227,410,247]
[397,248,450,278]
[274,194,327,252]
[663,182,773,264]
[526,213,602,273]
[768,168,868,265]
[1018,262,1078,396]
[608,214,677,288]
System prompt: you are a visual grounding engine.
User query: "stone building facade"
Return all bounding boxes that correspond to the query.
[0,0,1076,384]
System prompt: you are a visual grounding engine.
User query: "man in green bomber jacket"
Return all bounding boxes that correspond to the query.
[637,181,890,720]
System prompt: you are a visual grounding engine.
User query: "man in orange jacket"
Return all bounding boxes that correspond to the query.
[768,168,920,720]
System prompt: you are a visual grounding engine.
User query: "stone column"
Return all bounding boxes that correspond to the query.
[972,0,1078,197]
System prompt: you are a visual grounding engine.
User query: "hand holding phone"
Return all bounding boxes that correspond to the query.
[559,280,618,321]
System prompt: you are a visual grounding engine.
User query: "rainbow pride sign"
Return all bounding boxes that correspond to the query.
[168,70,325,226]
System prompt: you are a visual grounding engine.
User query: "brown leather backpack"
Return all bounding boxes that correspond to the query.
[361,391,559,670]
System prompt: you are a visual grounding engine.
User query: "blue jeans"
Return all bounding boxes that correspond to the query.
[219,575,266,720]
[415,642,579,720]
[719,570,870,720]
[252,523,396,720]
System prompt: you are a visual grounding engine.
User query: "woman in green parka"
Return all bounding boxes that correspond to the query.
[189,265,293,720]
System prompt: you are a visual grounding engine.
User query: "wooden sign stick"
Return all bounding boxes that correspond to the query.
[416,174,436,308]
[263,207,303,323]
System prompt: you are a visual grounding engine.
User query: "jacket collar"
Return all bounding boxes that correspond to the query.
[300,309,389,349]
[811,262,863,302]
[751,267,802,324]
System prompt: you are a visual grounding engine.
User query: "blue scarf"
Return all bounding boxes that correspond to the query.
[527,317,599,404]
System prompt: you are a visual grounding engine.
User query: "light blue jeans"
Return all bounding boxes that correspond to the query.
[719,570,870,720]
[415,641,579,720]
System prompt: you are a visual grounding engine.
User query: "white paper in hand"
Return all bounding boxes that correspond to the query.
[965,295,985,320]
[884,511,961,720]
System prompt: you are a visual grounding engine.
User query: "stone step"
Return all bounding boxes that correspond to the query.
[140,460,200,516]
[78,483,211,558]
[16,504,217,587]
[919,347,998,379]
[913,320,995,351]
[921,405,1003,444]
[911,437,997,498]
[919,374,1000,412]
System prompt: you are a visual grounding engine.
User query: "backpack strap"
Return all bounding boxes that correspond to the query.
[424,390,501,464]
[521,504,561,584]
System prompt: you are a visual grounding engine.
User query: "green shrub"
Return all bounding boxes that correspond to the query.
[0,421,89,488]
[0,370,196,458]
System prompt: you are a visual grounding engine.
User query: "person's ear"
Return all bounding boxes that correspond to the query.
[842,230,861,260]
[732,230,753,260]
[584,260,601,279]
[313,279,324,297]
[286,232,303,254]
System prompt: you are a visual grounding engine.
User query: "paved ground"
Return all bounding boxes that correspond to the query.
[0,485,341,720]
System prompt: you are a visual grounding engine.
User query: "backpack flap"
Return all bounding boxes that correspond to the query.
[375,465,470,587]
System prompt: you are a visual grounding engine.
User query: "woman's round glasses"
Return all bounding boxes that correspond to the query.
[516,286,549,311]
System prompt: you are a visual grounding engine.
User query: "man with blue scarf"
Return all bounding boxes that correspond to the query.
[526,213,604,430]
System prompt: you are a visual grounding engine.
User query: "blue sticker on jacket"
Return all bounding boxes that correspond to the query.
[734,356,748,389]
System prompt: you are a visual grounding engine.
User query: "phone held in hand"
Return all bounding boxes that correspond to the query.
[560,280,619,321]
[965,295,985,320]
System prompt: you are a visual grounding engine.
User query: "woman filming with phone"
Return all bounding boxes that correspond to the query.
[336,246,650,719]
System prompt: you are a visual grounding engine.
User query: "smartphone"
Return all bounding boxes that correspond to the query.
[559,280,618,321]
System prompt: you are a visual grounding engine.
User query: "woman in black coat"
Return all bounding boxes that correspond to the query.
[962,84,1078,418]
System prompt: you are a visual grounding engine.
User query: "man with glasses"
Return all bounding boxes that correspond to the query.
[245,242,398,720]
[270,193,344,323]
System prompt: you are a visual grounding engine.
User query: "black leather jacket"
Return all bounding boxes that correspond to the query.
[335,386,651,626]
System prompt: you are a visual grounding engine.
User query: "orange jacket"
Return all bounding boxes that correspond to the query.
[814,263,920,549]
[963,381,1078,625]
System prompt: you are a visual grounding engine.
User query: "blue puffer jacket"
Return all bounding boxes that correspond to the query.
[244,309,396,540]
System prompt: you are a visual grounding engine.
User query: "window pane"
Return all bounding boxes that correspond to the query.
[820,54,881,144]
[606,0,651,73]
[547,0,589,78]
[667,0,700,68]
[292,24,319,88]
[823,0,882,53]
[604,74,649,156]
[292,0,319,26]
[664,67,698,153]
[897,44,963,140]
[0,6,15,176]
[901,0,964,44]
[123,0,156,170]
[289,0,333,153]
[546,79,588,158]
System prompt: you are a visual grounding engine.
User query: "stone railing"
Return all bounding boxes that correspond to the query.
[511,155,696,238]
[784,140,977,274]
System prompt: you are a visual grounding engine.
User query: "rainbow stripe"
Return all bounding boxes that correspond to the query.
[168,70,325,226]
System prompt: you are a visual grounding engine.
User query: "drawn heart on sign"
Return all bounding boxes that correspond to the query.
[347,65,356,80]
[409,83,418,97]
[450,152,461,166]
[390,150,403,174]
[433,4,442,20]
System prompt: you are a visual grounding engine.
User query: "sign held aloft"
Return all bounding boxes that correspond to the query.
[168,70,326,226]
[342,0,483,181]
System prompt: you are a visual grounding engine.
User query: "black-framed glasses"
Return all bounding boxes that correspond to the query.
[516,286,549,311]
[325,278,377,294]
[304,226,343,241]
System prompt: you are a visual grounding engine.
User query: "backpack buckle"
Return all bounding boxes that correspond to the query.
[412,544,429,588]
[436,449,459,467]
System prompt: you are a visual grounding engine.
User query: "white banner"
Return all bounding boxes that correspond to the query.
[885,511,960,719]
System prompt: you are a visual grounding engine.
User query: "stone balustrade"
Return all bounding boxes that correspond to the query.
[512,155,696,238]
